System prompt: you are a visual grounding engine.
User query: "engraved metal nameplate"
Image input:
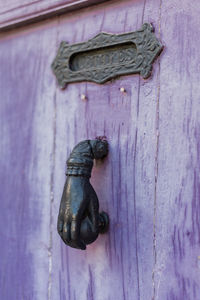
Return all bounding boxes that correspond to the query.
[52,23,163,88]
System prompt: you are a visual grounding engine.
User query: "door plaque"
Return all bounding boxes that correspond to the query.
[52,23,163,88]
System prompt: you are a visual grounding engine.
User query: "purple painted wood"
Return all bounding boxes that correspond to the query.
[0,23,58,299]
[51,1,160,300]
[0,0,108,31]
[154,1,200,299]
[0,0,200,299]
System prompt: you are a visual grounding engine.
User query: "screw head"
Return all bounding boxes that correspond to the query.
[81,94,87,100]
[120,87,126,93]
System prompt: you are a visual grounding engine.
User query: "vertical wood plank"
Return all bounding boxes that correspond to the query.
[155,1,200,299]
[0,22,58,299]
[51,1,161,299]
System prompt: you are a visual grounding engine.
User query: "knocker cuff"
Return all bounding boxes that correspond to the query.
[66,165,92,177]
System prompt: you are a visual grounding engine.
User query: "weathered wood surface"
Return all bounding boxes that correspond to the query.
[155,1,200,299]
[0,22,59,299]
[0,0,108,31]
[0,0,200,299]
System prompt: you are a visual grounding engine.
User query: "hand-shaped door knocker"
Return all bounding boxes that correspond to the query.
[57,139,109,250]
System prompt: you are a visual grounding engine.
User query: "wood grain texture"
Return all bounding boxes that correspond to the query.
[51,1,160,299]
[0,0,200,299]
[154,1,200,299]
[0,21,58,299]
[0,0,109,31]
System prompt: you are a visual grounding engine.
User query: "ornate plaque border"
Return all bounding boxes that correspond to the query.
[52,23,163,88]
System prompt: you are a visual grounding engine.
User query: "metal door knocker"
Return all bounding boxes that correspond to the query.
[57,138,109,250]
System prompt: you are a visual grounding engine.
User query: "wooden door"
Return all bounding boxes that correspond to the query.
[1,1,200,299]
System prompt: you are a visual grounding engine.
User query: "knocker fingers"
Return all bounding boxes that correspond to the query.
[71,216,86,250]
[88,198,99,235]
[62,222,71,244]
[57,217,63,234]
